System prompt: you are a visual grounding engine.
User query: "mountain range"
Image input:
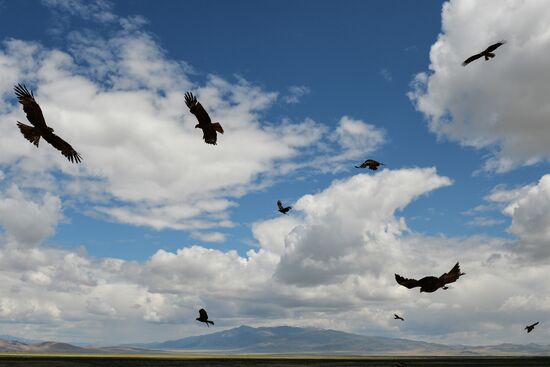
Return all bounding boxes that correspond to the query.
[2,326,550,356]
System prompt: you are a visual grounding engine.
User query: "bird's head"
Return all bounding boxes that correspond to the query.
[48,127,54,133]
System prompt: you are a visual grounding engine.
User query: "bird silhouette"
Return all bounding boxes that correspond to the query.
[462,41,506,66]
[196,308,214,327]
[355,159,384,170]
[185,92,224,145]
[14,84,82,163]
[525,322,539,333]
[394,314,405,321]
[277,200,292,214]
[395,262,465,293]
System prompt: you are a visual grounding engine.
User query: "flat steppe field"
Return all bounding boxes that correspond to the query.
[0,354,549,367]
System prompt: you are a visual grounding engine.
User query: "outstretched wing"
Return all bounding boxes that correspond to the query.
[462,53,483,66]
[439,262,464,286]
[395,274,420,289]
[530,322,539,328]
[199,308,208,319]
[485,41,506,53]
[185,92,212,125]
[42,131,82,163]
[14,84,48,130]
[277,200,284,211]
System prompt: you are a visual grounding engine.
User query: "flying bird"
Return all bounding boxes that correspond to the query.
[185,92,224,145]
[462,41,506,66]
[196,308,214,327]
[277,200,292,215]
[395,262,465,293]
[394,314,405,321]
[525,322,539,333]
[355,159,384,170]
[14,84,82,163]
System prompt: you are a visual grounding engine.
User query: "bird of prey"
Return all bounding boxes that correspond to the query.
[395,262,465,293]
[196,308,214,327]
[394,314,405,321]
[355,159,384,170]
[185,92,224,145]
[525,322,539,333]
[462,41,506,66]
[14,84,82,163]
[277,200,292,215]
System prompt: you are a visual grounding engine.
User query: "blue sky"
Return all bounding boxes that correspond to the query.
[0,0,549,346]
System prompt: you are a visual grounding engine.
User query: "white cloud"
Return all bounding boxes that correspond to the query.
[274,168,452,286]
[0,185,62,247]
[2,168,550,345]
[283,85,310,104]
[42,0,116,23]
[331,116,386,162]
[489,174,550,258]
[0,16,384,234]
[191,231,227,243]
[409,0,550,172]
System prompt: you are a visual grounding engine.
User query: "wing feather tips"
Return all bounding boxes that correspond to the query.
[212,122,224,134]
[395,274,418,289]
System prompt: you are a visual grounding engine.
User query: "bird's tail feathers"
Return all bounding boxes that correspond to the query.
[16,122,40,147]
[207,320,214,325]
[213,122,224,134]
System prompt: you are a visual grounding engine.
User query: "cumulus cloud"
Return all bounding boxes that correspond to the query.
[2,167,550,345]
[409,0,550,172]
[275,168,452,287]
[0,185,62,247]
[488,174,550,258]
[330,116,386,161]
[0,10,385,234]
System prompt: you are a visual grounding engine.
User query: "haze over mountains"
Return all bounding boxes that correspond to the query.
[1,326,549,356]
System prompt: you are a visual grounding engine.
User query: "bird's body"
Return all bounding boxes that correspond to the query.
[355,159,384,170]
[462,41,506,66]
[525,322,539,333]
[277,200,292,215]
[395,262,465,293]
[14,84,82,163]
[394,314,405,321]
[185,92,223,145]
[196,308,214,327]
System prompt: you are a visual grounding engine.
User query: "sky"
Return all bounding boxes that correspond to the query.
[0,0,549,346]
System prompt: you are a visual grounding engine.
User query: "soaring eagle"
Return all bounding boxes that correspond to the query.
[395,262,465,293]
[462,41,506,66]
[184,92,224,145]
[14,84,82,163]
[525,322,539,333]
[277,200,292,215]
[394,314,405,321]
[355,159,384,170]
[196,308,214,327]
